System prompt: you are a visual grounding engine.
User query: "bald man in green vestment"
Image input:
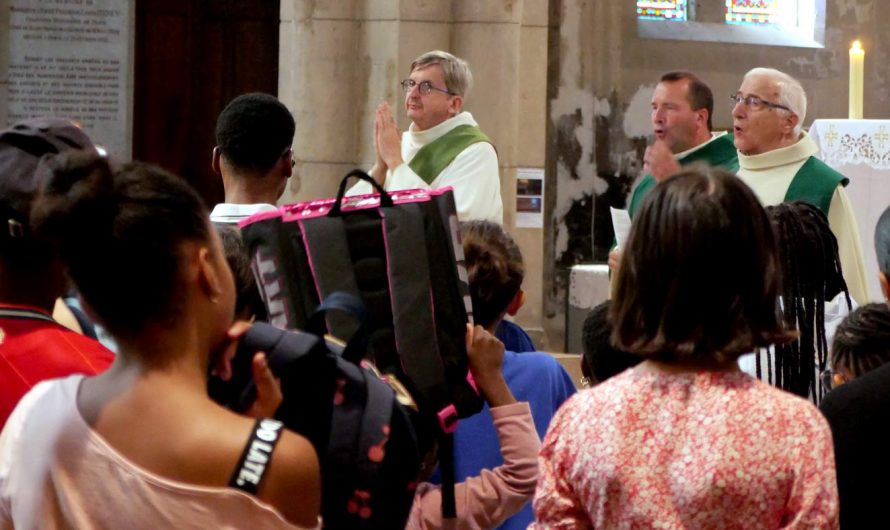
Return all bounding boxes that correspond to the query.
[731,67,868,304]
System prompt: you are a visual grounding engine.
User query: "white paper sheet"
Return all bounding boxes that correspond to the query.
[610,207,632,249]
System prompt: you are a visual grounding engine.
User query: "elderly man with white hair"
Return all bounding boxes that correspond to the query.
[347,50,502,224]
[731,67,868,304]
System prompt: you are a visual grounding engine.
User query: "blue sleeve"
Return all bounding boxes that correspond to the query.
[496,320,536,353]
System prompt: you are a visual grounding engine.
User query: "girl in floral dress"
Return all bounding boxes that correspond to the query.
[531,168,838,529]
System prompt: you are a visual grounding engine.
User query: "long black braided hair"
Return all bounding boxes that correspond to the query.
[762,201,851,402]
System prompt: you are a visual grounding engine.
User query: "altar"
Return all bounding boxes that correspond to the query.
[810,119,890,302]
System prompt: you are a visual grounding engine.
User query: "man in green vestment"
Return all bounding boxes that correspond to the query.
[610,72,737,270]
[731,67,868,304]
[346,50,502,223]
[628,71,739,216]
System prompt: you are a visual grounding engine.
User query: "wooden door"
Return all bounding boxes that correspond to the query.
[133,0,280,206]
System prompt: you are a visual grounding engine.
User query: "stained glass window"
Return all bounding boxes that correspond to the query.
[725,0,777,25]
[636,0,816,43]
[636,0,687,21]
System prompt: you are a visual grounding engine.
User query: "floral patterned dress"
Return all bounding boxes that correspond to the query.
[530,368,838,529]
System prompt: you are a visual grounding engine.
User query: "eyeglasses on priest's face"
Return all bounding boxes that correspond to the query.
[729,94,792,113]
[400,79,454,96]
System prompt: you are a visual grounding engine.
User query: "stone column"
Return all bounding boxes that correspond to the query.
[457,0,549,347]
[279,1,361,201]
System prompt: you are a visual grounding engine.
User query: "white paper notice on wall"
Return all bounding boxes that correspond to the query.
[516,168,544,228]
[610,207,632,249]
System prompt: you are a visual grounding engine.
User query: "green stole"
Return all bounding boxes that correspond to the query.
[408,124,492,185]
[783,156,848,215]
[627,134,739,217]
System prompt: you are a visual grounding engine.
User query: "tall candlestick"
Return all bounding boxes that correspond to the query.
[849,40,864,119]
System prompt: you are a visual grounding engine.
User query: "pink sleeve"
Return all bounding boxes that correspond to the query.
[781,409,839,529]
[529,398,592,529]
[406,402,540,530]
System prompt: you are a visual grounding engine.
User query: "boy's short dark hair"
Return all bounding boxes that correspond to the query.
[215,92,295,172]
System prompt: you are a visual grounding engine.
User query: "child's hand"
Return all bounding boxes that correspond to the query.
[466,324,504,379]
[466,324,516,408]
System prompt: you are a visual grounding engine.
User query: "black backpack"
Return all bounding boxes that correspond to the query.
[209,293,422,529]
[239,171,484,518]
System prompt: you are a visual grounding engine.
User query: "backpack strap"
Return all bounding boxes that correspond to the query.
[379,205,463,520]
[64,300,98,339]
[379,205,450,407]
[228,418,285,495]
[439,431,457,519]
[299,217,364,342]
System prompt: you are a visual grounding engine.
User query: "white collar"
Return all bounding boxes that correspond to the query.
[674,131,728,160]
[737,132,818,170]
[407,112,478,144]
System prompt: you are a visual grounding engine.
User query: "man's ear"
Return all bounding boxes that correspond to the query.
[880,272,890,303]
[449,95,464,117]
[696,108,709,129]
[280,147,294,178]
[785,112,800,135]
[211,147,222,176]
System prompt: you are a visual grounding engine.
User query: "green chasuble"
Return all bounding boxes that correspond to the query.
[627,133,739,217]
[783,156,848,215]
[407,124,492,185]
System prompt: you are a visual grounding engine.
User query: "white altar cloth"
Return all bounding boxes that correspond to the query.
[810,119,890,302]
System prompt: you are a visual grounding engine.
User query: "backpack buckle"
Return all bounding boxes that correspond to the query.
[437,404,458,433]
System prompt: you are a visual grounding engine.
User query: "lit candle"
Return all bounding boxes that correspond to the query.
[849,40,864,119]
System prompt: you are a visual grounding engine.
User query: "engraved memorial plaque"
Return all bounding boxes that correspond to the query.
[6,0,133,157]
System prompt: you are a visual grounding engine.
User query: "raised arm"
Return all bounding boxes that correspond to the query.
[407,326,540,529]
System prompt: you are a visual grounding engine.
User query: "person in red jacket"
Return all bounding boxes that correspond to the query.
[0,118,114,427]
